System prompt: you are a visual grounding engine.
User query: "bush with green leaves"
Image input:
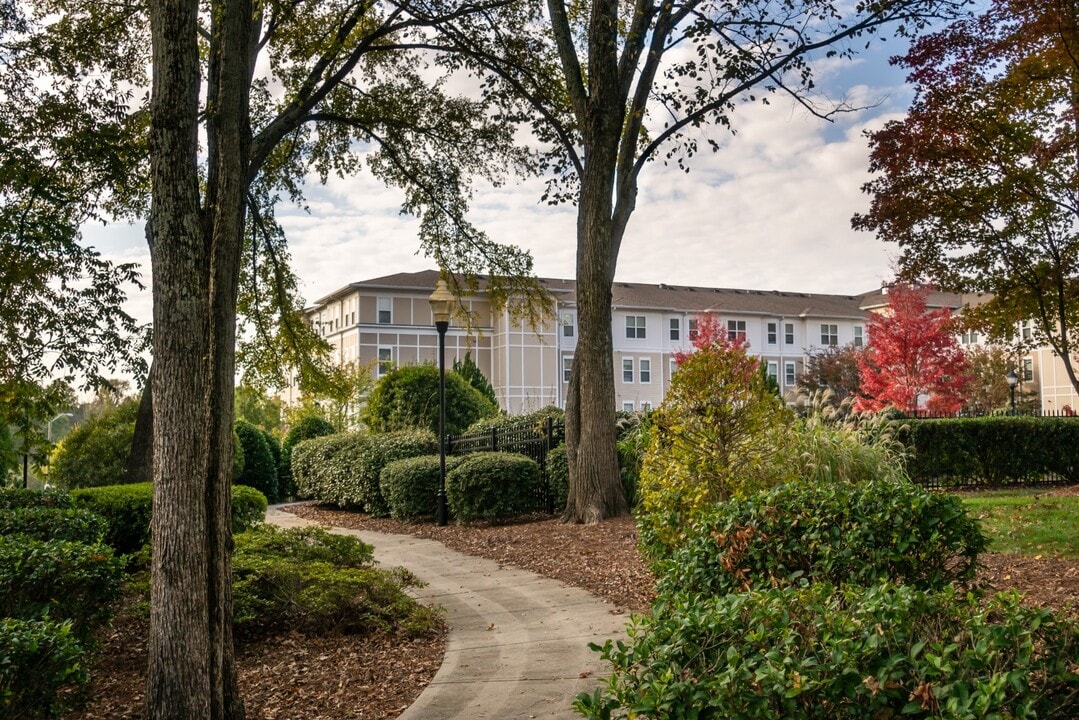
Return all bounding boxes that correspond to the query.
[0,487,75,510]
[656,478,986,596]
[49,399,138,489]
[0,535,124,644]
[577,582,1079,720]
[72,482,266,555]
[0,506,107,545]
[463,405,566,447]
[231,524,440,638]
[547,444,569,514]
[234,420,279,503]
[280,415,336,499]
[446,452,542,523]
[380,454,464,521]
[290,432,359,503]
[1,618,87,719]
[363,363,496,436]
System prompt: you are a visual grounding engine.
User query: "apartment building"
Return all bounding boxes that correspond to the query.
[301,270,877,414]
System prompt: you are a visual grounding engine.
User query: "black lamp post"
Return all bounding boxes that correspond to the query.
[429,278,453,526]
[1006,369,1018,415]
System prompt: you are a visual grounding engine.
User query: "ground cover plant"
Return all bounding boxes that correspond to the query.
[960,490,1079,558]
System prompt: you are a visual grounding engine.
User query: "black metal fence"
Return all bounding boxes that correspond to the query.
[447,417,564,514]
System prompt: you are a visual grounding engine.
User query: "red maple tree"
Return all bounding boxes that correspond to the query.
[855,284,971,415]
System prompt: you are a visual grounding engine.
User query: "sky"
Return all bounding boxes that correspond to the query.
[82,39,916,334]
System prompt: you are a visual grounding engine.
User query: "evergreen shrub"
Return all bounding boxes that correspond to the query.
[279,415,335,499]
[363,363,496,436]
[380,454,463,521]
[0,618,87,719]
[0,506,107,545]
[578,583,1079,720]
[446,452,541,523]
[658,478,985,596]
[234,420,279,503]
[289,432,358,503]
[49,400,138,489]
[0,487,75,510]
[546,444,569,514]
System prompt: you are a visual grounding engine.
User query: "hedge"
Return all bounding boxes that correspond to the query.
[280,415,336,500]
[446,452,542,523]
[380,454,464,521]
[0,487,75,510]
[234,420,280,503]
[0,507,108,545]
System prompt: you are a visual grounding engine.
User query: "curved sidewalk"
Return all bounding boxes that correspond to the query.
[266,507,629,719]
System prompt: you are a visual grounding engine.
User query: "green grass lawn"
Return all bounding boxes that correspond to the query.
[958,489,1079,558]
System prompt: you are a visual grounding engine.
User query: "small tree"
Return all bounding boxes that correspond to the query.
[362,364,496,437]
[799,344,863,405]
[453,351,497,408]
[855,284,971,415]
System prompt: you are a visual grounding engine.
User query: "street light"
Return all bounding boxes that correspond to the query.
[429,277,454,526]
[1005,369,1018,415]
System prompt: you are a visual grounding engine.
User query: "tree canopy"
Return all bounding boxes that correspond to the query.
[854,0,1079,393]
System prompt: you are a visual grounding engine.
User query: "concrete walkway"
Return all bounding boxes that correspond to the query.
[266,507,628,719]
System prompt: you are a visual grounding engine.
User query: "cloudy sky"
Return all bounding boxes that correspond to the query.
[83,39,914,328]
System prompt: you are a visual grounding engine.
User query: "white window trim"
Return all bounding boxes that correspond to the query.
[669,317,680,341]
[626,315,646,339]
[622,401,635,412]
[784,360,796,386]
[784,323,795,345]
[377,347,393,376]
[767,322,778,345]
[377,297,392,324]
[639,357,651,384]
[562,356,573,383]
[622,357,634,384]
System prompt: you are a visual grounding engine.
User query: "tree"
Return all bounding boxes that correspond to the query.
[853,0,1079,395]
[962,345,1039,414]
[799,344,863,405]
[432,0,962,522]
[362,363,497,435]
[453,351,497,407]
[234,385,283,436]
[855,284,972,414]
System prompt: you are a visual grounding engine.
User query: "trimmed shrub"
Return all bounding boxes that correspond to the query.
[547,444,569,514]
[49,399,138,489]
[0,536,124,644]
[0,507,107,545]
[0,487,75,510]
[363,363,496,436]
[279,415,335,499]
[657,478,985,596]
[446,452,542,523]
[290,432,358,503]
[72,482,266,555]
[579,582,1079,720]
[380,454,464,521]
[231,525,440,638]
[234,420,279,503]
[1,618,87,719]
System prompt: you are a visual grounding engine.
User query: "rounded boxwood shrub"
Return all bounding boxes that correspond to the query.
[0,506,107,545]
[380,454,464,521]
[50,399,138,489]
[1,618,87,719]
[446,452,542,524]
[234,420,279,503]
[656,477,986,597]
[290,432,358,504]
[346,430,438,516]
[72,482,266,555]
[579,582,1079,720]
[363,363,496,436]
[280,415,335,499]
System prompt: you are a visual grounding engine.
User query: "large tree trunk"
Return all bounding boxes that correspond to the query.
[145,0,252,717]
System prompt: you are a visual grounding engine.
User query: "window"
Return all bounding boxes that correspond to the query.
[727,320,746,342]
[1021,320,1032,341]
[377,297,392,324]
[766,361,779,382]
[641,401,652,411]
[767,322,778,345]
[562,313,575,337]
[1023,358,1033,382]
[622,401,635,412]
[688,318,699,341]
[853,325,864,348]
[669,318,680,341]
[820,324,838,346]
[626,315,646,339]
[669,358,677,378]
[622,358,634,383]
[784,361,796,386]
[640,358,651,383]
[960,330,980,345]
[563,356,573,383]
[377,347,393,376]
[784,323,795,345]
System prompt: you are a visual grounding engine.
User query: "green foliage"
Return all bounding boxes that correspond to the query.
[290,433,358,503]
[657,478,986,597]
[453,351,497,407]
[0,507,107,545]
[49,398,138,489]
[71,483,266,555]
[0,425,16,480]
[901,416,1079,486]
[578,582,1079,720]
[380,455,463,522]
[0,535,124,644]
[960,491,1079,558]
[363,363,496,436]
[464,405,566,447]
[279,414,336,499]
[0,487,75,510]
[446,452,541,524]
[234,420,279,503]
[615,412,651,508]
[637,341,794,555]
[234,384,282,434]
[231,525,440,638]
[0,618,87,719]
[546,444,569,514]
